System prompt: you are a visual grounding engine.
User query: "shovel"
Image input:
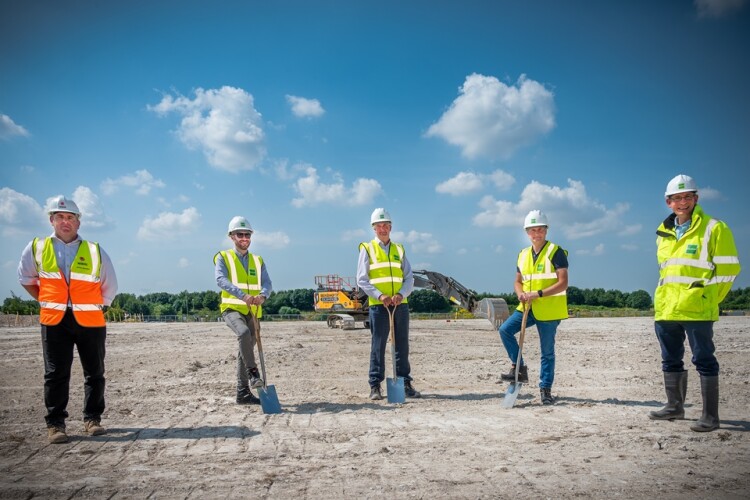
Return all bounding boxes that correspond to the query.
[385,304,405,404]
[502,303,530,409]
[251,309,282,414]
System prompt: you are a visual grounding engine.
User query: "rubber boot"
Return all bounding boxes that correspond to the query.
[690,375,720,432]
[649,371,687,420]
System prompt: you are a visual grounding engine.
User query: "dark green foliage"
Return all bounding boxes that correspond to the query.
[407,290,451,313]
[1,292,40,315]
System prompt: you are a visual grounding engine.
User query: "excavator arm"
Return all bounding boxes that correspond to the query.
[412,270,509,329]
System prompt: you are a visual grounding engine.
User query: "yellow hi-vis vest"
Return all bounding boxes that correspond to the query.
[214,249,264,317]
[34,237,105,327]
[654,204,741,321]
[359,238,408,306]
[516,241,568,321]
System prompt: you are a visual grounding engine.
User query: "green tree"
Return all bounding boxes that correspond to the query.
[1,292,39,315]
[625,290,652,310]
[408,290,451,313]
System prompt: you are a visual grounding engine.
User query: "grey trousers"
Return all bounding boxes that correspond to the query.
[222,310,258,390]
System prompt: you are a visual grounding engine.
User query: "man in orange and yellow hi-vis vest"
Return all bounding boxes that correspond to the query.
[17,196,118,444]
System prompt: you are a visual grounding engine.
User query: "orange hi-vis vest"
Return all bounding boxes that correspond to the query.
[33,237,106,327]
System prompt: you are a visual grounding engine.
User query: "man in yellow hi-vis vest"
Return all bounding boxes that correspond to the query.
[649,175,740,432]
[498,210,568,405]
[17,196,118,444]
[357,208,419,401]
[214,216,273,406]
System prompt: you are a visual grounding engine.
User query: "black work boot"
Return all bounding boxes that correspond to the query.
[500,364,528,383]
[540,387,555,405]
[404,381,421,398]
[649,370,687,421]
[691,375,720,432]
[236,387,260,405]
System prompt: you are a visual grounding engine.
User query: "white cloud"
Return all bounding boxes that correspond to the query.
[178,257,190,268]
[425,73,555,160]
[273,159,310,181]
[695,0,747,18]
[291,167,383,207]
[576,243,605,256]
[252,231,291,250]
[493,245,504,254]
[617,224,642,237]
[0,187,45,236]
[473,178,629,239]
[392,230,442,254]
[0,114,30,139]
[71,186,113,230]
[149,86,266,173]
[436,169,515,196]
[286,95,325,118]
[699,186,722,200]
[620,244,638,251]
[137,207,201,241]
[101,169,166,196]
[341,228,367,242]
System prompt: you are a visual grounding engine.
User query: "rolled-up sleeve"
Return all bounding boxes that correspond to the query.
[17,241,39,286]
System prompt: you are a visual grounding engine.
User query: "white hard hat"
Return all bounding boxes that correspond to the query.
[47,196,81,217]
[665,174,698,198]
[227,216,253,235]
[370,207,392,225]
[524,210,548,229]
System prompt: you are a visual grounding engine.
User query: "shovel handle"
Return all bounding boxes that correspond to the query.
[249,309,269,390]
[387,304,398,380]
[514,303,530,383]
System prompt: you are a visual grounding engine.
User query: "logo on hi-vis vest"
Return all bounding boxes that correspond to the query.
[249,269,257,277]
[686,244,698,255]
[72,257,92,273]
[537,264,544,272]
[393,255,401,262]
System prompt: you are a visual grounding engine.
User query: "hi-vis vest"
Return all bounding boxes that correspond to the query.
[655,204,740,321]
[516,241,568,321]
[33,237,105,327]
[359,239,408,306]
[214,249,264,317]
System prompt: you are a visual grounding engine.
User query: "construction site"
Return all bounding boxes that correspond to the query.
[1,316,749,498]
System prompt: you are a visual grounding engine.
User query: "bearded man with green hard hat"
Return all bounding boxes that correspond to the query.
[649,174,740,432]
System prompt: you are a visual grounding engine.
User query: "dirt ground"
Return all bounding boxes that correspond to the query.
[1,316,748,499]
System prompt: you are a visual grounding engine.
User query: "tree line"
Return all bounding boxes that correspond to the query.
[3,287,750,317]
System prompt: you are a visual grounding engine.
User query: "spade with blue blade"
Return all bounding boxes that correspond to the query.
[386,304,405,404]
[251,310,282,414]
[502,303,529,409]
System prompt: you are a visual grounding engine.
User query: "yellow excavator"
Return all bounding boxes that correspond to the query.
[313,271,509,330]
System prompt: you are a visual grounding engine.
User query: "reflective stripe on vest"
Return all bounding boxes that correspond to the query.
[215,250,263,317]
[34,237,105,327]
[516,242,567,321]
[360,239,407,306]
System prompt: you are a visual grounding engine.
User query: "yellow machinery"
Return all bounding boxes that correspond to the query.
[313,275,369,328]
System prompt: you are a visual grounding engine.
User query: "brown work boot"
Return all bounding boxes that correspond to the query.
[500,364,529,383]
[84,420,106,436]
[48,426,69,444]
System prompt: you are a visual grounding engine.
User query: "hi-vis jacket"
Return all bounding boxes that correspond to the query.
[516,242,568,321]
[214,249,264,317]
[359,238,408,306]
[33,237,105,327]
[655,204,740,321]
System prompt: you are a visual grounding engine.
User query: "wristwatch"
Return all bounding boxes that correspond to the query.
[538,289,544,297]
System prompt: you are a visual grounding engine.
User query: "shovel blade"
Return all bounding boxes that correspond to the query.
[259,385,282,414]
[386,377,405,404]
[501,382,522,409]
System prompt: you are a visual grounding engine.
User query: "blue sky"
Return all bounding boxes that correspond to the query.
[1,0,748,300]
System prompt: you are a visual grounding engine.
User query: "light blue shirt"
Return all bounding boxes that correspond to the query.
[356,239,414,301]
[675,217,692,241]
[214,249,273,299]
[17,233,119,306]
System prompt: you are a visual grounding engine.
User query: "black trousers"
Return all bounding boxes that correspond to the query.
[41,309,106,428]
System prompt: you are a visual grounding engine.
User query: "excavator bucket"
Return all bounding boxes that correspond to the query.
[473,298,510,330]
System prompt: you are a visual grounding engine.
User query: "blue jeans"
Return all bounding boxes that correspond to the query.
[369,304,412,387]
[654,320,718,376]
[499,309,559,389]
